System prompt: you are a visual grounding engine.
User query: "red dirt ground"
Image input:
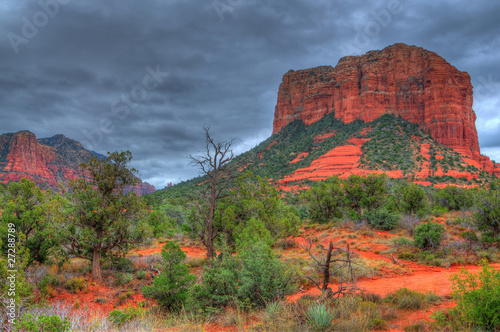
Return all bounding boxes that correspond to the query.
[48,216,500,331]
[289,152,309,164]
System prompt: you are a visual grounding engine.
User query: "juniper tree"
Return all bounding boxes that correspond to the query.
[61,151,149,280]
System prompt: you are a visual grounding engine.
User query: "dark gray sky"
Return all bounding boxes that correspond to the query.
[1,0,499,189]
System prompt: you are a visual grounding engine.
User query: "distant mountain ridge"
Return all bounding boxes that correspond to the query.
[0,130,155,195]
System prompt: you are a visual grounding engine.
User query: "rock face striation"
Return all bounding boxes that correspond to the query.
[0,131,155,195]
[273,43,494,171]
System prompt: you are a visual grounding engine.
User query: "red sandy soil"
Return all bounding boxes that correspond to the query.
[284,218,500,331]
[48,214,500,331]
[266,140,277,150]
[280,144,363,182]
[289,152,309,164]
[374,300,456,332]
[414,143,482,186]
[279,138,369,183]
[277,184,310,192]
[47,244,207,320]
[47,279,149,321]
[132,243,206,258]
[314,132,337,144]
[347,137,370,146]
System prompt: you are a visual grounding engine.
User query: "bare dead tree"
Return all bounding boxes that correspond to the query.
[303,240,363,301]
[189,126,235,260]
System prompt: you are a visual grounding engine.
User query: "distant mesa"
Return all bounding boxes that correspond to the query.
[273,43,495,174]
[0,130,155,195]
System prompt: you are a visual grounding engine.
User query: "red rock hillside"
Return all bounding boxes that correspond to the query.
[0,131,155,195]
[273,43,495,173]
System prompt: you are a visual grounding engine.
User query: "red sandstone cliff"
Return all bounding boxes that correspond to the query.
[273,43,494,171]
[0,131,155,195]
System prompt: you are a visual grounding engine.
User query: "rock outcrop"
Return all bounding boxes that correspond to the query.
[273,43,494,170]
[0,131,155,195]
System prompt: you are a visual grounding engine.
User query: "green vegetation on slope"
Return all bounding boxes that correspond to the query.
[148,113,496,206]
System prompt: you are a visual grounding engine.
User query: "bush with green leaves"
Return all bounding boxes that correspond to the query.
[115,272,134,285]
[475,188,500,242]
[434,185,473,211]
[0,234,33,308]
[413,222,445,250]
[220,171,302,248]
[110,256,135,272]
[266,301,284,320]
[136,270,146,279]
[14,313,70,332]
[305,303,334,332]
[188,242,293,312]
[364,209,400,230]
[142,241,196,312]
[434,261,500,331]
[301,176,346,223]
[344,174,388,218]
[64,277,86,293]
[384,288,427,310]
[392,236,414,248]
[0,179,63,266]
[237,242,293,308]
[38,274,60,298]
[234,217,273,252]
[399,183,427,215]
[108,307,145,327]
[148,209,177,237]
[187,254,239,313]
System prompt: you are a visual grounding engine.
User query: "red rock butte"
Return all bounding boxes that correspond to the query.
[273,43,495,173]
[0,130,155,195]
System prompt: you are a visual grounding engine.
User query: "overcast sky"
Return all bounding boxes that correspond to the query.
[1,0,499,189]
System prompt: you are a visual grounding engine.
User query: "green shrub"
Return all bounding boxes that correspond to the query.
[266,301,284,319]
[392,236,414,248]
[365,209,400,230]
[142,242,196,312]
[136,270,146,280]
[385,288,427,310]
[115,272,134,285]
[359,291,382,304]
[187,242,293,312]
[435,261,500,330]
[14,313,70,332]
[64,277,86,293]
[403,322,427,332]
[187,254,239,312]
[185,257,206,268]
[413,222,445,250]
[38,274,59,298]
[400,183,427,214]
[111,257,135,272]
[475,190,500,242]
[108,307,144,327]
[460,231,479,243]
[397,251,416,261]
[237,243,293,308]
[301,177,346,223]
[305,304,334,332]
[370,318,387,330]
[434,186,473,211]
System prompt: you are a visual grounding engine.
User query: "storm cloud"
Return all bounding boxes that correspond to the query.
[1,0,499,188]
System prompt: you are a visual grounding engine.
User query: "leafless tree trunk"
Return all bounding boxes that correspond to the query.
[303,240,362,301]
[189,126,234,260]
